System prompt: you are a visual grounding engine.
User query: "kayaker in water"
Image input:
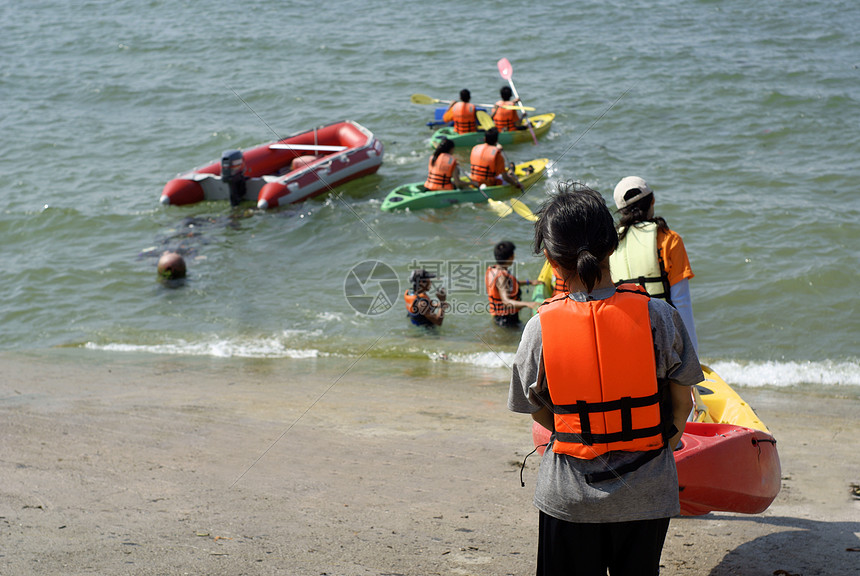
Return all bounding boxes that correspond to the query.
[486,240,537,327]
[491,86,524,132]
[404,268,448,326]
[609,176,699,352]
[508,182,702,576]
[441,89,478,134]
[423,138,469,191]
[469,128,524,191]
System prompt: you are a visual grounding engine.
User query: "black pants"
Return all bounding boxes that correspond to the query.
[537,511,671,576]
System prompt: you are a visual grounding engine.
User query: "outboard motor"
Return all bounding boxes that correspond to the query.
[221,149,246,207]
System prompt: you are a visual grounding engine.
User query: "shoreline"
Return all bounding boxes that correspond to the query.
[1,350,858,575]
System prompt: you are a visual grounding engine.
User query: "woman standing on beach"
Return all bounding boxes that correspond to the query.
[609,176,699,352]
[508,182,702,576]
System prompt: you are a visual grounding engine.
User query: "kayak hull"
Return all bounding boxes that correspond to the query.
[675,422,781,515]
[529,364,781,516]
[428,113,555,149]
[380,158,548,212]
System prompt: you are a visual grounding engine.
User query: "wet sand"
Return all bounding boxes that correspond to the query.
[0,351,857,575]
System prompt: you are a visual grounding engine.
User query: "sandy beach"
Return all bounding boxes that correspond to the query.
[0,350,857,575]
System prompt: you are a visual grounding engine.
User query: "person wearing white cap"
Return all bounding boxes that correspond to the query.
[609,176,699,352]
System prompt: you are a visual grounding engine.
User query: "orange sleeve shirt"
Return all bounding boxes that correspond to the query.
[492,147,507,175]
[657,228,694,286]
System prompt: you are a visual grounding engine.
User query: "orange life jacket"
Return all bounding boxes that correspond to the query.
[539,286,668,459]
[551,265,568,296]
[493,100,519,131]
[469,144,501,186]
[424,153,456,190]
[404,290,431,326]
[451,102,477,134]
[485,266,519,316]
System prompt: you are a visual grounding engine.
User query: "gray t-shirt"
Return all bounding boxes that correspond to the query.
[508,286,704,523]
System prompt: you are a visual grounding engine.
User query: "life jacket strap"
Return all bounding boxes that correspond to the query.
[555,424,665,446]
[553,392,661,415]
[553,390,667,446]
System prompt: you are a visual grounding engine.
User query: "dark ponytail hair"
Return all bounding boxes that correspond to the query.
[534,181,618,293]
[431,137,455,165]
[616,192,668,242]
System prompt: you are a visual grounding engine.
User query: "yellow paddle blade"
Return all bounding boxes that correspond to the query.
[410,93,440,105]
[537,260,554,293]
[487,198,514,218]
[500,104,536,111]
[476,110,495,131]
[509,198,538,221]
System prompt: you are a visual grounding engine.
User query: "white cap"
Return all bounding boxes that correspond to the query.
[613,176,653,209]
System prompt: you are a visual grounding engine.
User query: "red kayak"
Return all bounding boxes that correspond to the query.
[529,366,781,516]
[160,120,383,209]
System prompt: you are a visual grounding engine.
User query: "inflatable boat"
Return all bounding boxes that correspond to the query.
[160,120,384,210]
[531,365,781,516]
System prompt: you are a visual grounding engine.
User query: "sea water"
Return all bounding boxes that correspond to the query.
[1,0,858,394]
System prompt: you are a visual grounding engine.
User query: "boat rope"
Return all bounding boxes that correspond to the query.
[752,436,777,457]
[520,444,546,487]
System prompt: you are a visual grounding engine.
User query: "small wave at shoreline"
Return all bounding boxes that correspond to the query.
[83,337,858,389]
[709,359,860,388]
[85,339,321,360]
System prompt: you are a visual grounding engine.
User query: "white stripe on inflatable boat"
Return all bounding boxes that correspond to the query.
[269,144,349,152]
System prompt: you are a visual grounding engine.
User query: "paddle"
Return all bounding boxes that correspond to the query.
[470,183,517,218]
[410,93,534,111]
[509,198,538,222]
[497,58,538,145]
[464,172,538,221]
[476,110,495,131]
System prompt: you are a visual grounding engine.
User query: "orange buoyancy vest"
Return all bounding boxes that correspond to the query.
[539,287,667,459]
[469,144,501,186]
[404,290,431,325]
[551,265,568,296]
[493,100,519,131]
[485,266,519,316]
[424,153,457,190]
[451,102,477,134]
